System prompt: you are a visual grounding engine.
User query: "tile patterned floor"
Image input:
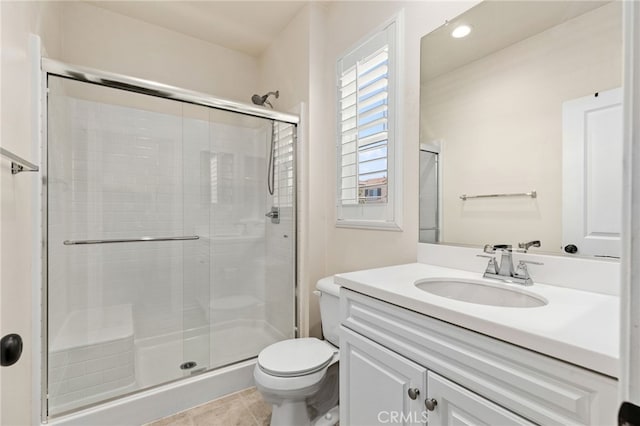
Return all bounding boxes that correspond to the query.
[146,387,271,426]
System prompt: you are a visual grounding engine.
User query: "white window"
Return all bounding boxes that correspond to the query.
[336,15,402,230]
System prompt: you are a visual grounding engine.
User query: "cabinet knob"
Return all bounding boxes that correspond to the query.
[408,388,420,400]
[425,398,438,411]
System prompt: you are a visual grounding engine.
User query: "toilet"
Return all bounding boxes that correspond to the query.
[254,276,340,426]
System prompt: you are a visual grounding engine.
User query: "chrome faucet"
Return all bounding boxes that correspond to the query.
[477,244,543,286]
[518,240,541,252]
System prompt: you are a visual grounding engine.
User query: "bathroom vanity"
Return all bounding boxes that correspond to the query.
[336,261,619,426]
[335,0,624,423]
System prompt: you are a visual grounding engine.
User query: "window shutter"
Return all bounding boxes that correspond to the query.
[273,122,295,208]
[339,45,389,205]
[336,16,401,230]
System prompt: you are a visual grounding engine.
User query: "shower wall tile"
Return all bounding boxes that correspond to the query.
[48,96,188,342]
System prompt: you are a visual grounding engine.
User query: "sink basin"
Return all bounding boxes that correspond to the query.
[415,278,547,308]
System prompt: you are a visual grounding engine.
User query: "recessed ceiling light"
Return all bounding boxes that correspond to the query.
[451,25,472,39]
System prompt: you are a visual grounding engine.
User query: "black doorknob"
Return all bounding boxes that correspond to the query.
[619,401,640,425]
[564,244,578,254]
[1,333,23,366]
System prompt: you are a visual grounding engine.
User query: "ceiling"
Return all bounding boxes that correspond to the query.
[421,1,611,81]
[89,1,310,57]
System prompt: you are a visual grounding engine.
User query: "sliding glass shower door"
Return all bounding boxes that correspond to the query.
[46,76,296,417]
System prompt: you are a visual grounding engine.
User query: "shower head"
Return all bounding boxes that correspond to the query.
[251,94,265,105]
[251,90,279,109]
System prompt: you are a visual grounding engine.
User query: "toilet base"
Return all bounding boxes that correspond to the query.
[269,402,339,426]
[270,399,310,426]
[312,405,339,426]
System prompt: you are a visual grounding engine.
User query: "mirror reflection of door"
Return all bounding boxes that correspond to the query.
[562,87,623,258]
[419,146,440,243]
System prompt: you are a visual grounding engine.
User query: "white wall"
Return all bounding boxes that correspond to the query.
[0,2,61,424]
[421,2,621,251]
[258,5,310,113]
[59,2,259,103]
[305,3,330,338]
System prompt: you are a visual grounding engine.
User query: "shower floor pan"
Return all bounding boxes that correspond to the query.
[135,318,286,388]
[47,313,285,418]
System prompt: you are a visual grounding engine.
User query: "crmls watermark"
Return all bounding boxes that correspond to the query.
[377,410,429,423]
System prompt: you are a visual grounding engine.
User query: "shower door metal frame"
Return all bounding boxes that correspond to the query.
[40,59,300,422]
[42,59,299,125]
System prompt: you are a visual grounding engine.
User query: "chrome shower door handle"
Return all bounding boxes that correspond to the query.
[265,206,280,224]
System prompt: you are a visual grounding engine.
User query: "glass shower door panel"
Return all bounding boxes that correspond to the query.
[181,104,212,375]
[207,111,296,369]
[265,122,296,341]
[46,77,196,415]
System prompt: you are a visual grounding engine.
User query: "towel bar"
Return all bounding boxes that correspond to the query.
[0,147,39,174]
[460,190,537,201]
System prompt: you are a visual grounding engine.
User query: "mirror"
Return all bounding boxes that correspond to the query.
[419,1,623,257]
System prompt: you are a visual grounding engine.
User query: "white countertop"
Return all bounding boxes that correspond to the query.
[335,263,619,378]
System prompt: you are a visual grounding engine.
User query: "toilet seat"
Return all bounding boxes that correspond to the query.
[258,338,336,377]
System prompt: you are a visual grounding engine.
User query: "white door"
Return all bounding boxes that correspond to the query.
[340,326,427,426]
[427,371,534,426]
[562,88,623,257]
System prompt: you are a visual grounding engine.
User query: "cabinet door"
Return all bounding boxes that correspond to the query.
[340,326,427,426]
[427,371,534,426]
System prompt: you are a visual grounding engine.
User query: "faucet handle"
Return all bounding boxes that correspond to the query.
[483,244,496,254]
[513,260,542,285]
[477,254,498,274]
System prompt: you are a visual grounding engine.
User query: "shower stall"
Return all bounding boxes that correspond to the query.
[42,60,298,421]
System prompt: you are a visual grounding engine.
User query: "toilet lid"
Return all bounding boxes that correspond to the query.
[258,338,336,377]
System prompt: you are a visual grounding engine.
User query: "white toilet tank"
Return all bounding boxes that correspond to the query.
[316,276,341,347]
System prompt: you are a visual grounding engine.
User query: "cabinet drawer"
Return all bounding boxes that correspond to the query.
[341,289,617,425]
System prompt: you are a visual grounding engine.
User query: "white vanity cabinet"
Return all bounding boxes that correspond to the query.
[340,289,618,425]
[341,326,533,426]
